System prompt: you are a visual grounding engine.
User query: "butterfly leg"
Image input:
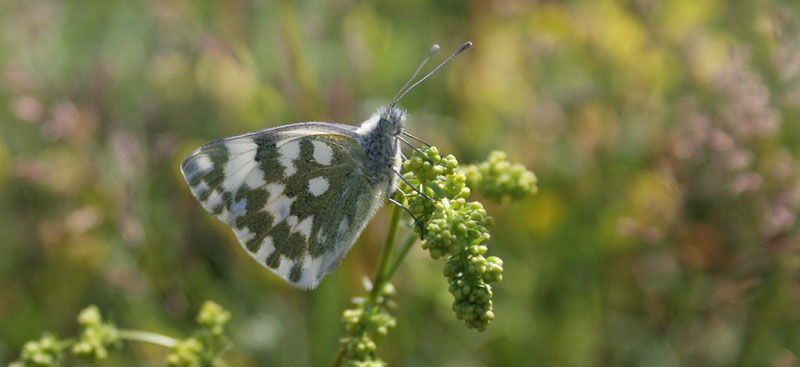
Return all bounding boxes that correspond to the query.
[402,131,431,147]
[397,136,434,163]
[393,169,432,201]
[386,181,426,238]
[395,185,409,196]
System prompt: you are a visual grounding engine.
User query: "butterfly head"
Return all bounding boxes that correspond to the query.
[378,106,407,136]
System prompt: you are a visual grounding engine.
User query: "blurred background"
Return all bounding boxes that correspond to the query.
[2,0,800,366]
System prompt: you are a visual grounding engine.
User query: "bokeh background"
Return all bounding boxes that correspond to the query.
[3,0,800,366]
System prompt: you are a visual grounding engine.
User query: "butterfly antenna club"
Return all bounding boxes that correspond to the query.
[390,41,472,108]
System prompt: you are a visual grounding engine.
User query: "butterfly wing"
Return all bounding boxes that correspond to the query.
[181,122,384,289]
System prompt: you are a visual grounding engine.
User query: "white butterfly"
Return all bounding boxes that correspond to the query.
[180,42,471,289]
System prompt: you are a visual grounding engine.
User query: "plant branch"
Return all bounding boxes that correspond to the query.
[369,204,402,302]
[118,329,178,348]
[330,344,347,367]
[331,204,403,367]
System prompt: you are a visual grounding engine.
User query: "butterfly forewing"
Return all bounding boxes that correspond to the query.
[181,123,384,289]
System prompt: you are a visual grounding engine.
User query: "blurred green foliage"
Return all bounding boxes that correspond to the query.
[2,0,800,366]
[9,302,231,367]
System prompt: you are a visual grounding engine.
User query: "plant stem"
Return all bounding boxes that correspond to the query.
[118,329,178,348]
[385,234,418,280]
[331,205,403,367]
[331,345,347,367]
[369,205,402,302]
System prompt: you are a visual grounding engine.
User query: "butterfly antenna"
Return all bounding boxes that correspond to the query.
[390,41,472,108]
[392,44,440,103]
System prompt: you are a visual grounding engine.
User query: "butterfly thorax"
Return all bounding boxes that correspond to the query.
[355,106,406,185]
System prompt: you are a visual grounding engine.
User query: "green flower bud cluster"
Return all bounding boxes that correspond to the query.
[167,301,231,367]
[339,283,396,367]
[71,305,121,361]
[9,305,121,367]
[400,146,504,331]
[9,301,232,367]
[462,151,537,201]
[167,339,206,367]
[445,255,504,330]
[8,334,65,367]
[196,301,231,337]
[423,199,493,260]
[400,147,468,224]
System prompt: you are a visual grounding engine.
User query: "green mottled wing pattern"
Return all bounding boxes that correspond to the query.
[181,123,384,289]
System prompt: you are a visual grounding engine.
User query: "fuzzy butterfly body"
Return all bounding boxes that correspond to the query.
[181,108,406,289]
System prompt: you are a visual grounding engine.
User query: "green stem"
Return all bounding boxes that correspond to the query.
[385,234,418,281]
[331,205,403,367]
[330,345,347,367]
[118,329,178,348]
[368,205,402,302]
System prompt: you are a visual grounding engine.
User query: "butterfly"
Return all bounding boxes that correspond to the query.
[180,42,471,289]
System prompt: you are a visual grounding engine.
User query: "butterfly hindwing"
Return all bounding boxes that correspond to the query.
[181,123,384,289]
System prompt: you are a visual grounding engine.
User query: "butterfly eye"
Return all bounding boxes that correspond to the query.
[378,116,393,132]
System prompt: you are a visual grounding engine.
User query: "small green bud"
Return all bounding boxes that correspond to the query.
[15,334,64,367]
[72,306,120,362]
[196,301,231,336]
[76,306,103,326]
[166,338,204,367]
